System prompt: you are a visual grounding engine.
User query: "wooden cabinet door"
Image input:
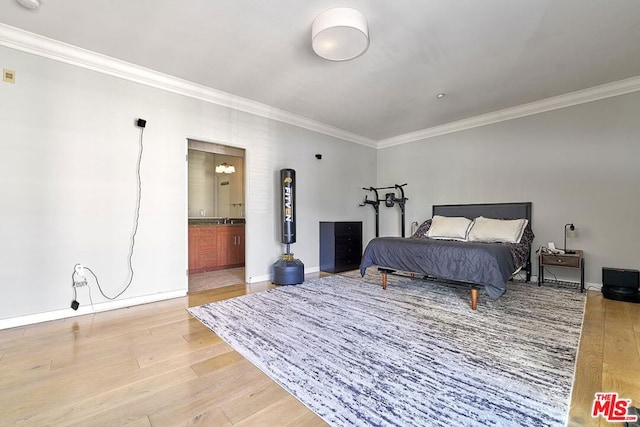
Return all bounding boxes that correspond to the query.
[216,225,245,268]
[216,227,235,268]
[236,229,245,264]
[188,227,200,272]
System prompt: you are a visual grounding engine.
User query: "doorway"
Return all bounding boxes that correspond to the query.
[187,139,246,293]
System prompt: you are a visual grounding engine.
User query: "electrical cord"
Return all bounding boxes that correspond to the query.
[84,266,130,301]
[71,269,78,301]
[543,267,558,282]
[86,277,95,310]
[71,125,145,303]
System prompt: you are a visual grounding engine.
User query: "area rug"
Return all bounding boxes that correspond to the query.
[188,271,586,426]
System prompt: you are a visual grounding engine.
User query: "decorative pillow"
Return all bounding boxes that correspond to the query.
[411,219,432,240]
[426,215,472,241]
[467,216,529,244]
[519,222,534,247]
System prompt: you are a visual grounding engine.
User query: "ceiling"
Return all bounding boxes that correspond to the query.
[1,0,640,146]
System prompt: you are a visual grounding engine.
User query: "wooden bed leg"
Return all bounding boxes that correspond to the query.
[470,288,478,311]
[381,271,388,290]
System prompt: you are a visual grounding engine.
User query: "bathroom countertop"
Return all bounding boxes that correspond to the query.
[188,218,245,226]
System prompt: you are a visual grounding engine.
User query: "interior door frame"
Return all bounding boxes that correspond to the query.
[185,138,247,289]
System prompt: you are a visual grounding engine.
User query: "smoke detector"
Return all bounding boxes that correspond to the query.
[17,0,40,10]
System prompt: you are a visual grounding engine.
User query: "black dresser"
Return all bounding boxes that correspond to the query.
[319,221,362,273]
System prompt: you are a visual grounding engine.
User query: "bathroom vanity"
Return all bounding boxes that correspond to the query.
[188,219,245,274]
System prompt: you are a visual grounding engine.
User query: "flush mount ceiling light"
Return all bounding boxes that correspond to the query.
[17,0,40,10]
[215,163,236,174]
[312,7,369,61]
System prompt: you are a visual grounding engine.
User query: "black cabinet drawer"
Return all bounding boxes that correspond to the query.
[335,258,361,271]
[335,242,358,258]
[335,222,359,236]
[335,234,355,243]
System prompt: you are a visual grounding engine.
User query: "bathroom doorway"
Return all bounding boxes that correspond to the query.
[187,139,246,293]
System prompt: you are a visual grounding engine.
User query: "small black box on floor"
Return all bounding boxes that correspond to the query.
[601,267,640,303]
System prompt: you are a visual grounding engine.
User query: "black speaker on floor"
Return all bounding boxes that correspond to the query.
[601,267,640,303]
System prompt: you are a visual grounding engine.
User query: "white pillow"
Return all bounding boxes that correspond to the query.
[426,215,472,241]
[467,216,528,244]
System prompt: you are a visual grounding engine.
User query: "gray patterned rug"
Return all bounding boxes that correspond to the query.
[189,271,586,426]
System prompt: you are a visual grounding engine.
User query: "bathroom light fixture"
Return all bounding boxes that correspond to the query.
[312,7,369,61]
[17,0,40,9]
[564,223,576,254]
[215,163,236,174]
[436,93,446,99]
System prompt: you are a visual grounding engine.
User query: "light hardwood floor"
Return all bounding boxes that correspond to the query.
[568,292,640,426]
[188,268,245,293]
[0,282,638,426]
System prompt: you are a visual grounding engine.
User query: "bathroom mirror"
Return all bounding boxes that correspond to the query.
[188,149,244,218]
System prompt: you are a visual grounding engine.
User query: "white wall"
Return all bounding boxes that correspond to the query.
[5,37,636,325]
[0,45,376,323]
[377,91,640,287]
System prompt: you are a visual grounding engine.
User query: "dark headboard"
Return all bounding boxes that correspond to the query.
[432,202,532,222]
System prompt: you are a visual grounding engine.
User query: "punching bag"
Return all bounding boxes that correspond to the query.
[270,168,304,285]
[281,169,296,245]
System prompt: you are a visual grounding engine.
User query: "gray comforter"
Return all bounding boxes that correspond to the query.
[359,237,517,300]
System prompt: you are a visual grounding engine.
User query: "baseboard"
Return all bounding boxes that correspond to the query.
[0,289,187,330]
[247,273,271,283]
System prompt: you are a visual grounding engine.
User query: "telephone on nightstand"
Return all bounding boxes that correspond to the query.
[538,244,565,255]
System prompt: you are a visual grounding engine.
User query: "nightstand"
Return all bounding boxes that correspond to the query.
[538,249,585,292]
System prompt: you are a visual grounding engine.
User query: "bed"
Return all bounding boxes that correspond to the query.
[359,202,533,310]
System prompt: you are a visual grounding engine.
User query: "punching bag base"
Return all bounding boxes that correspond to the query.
[271,257,304,285]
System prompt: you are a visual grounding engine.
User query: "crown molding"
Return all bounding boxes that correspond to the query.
[2,24,639,150]
[0,23,377,148]
[377,75,640,148]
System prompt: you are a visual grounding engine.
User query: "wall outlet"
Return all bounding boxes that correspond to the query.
[74,264,85,278]
[73,264,87,287]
